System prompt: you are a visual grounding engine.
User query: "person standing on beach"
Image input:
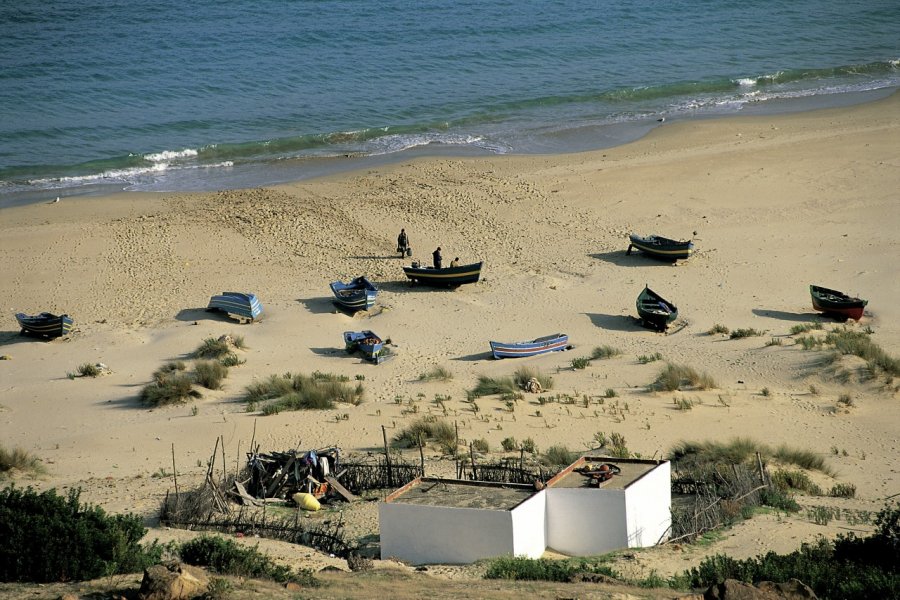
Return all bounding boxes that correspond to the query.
[397,228,409,258]
[432,247,442,269]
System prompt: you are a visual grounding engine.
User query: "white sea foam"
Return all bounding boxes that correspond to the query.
[734,78,756,87]
[28,159,233,188]
[143,148,199,162]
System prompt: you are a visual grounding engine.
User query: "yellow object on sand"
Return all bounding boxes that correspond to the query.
[293,492,321,511]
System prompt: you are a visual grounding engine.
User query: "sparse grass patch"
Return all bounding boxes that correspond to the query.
[649,363,717,392]
[141,372,200,406]
[521,437,537,454]
[220,352,245,367]
[829,482,857,498]
[730,328,764,339]
[193,360,228,390]
[771,469,822,495]
[501,437,517,452]
[707,324,730,335]
[471,375,517,397]
[837,393,854,406]
[513,366,553,391]
[0,445,46,479]
[193,337,232,359]
[638,352,663,364]
[570,356,590,370]
[790,322,824,335]
[670,437,834,476]
[179,535,318,586]
[244,371,363,413]
[604,388,618,398]
[765,337,783,346]
[674,396,694,410]
[418,365,453,382]
[591,345,621,360]
[824,328,900,376]
[472,438,490,453]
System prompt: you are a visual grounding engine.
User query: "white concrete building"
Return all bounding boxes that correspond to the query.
[379,456,671,565]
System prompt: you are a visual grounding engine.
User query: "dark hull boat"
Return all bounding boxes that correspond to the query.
[627,234,693,261]
[489,333,569,359]
[330,276,378,312]
[207,292,263,321]
[343,330,385,363]
[810,285,867,321]
[402,261,483,287]
[16,312,74,338]
[636,286,678,330]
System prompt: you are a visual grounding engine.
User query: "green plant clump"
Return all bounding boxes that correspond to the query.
[179,535,318,587]
[707,324,730,335]
[0,486,161,582]
[76,363,101,377]
[484,556,616,582]
[591,345,622,360]
[393,417,456,454]
[730,328,764,339]
[0,445,46,479]
[542,445,576,466]
[650,363,717,392]
[418,365,453,382]
[501,437,518,452]
[245,372,363,413]
[193,360,229,390]
[140,372,200,406]
[570,356,590,370]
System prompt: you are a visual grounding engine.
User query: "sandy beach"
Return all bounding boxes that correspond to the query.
[1,92,898,585]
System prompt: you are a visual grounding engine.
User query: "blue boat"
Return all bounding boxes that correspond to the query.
[489,333,569,359]
[16,312,74,339]
[329,276,378,312]
[343,330,385,363]
[207,292,263,322]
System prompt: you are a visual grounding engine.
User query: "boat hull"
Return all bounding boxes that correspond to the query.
[15,312,74,338]
[402,261,482,287]
[810,285,867,321]
[330,277,378,311]
[627,234,693,261]
[489,334,569,359]
[207,292,263,321]
[344,330,385,362]
[636,286,678,330]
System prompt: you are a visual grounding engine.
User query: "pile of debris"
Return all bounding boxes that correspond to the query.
[238,447,356,509]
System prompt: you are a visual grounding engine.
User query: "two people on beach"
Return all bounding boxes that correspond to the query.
[431,247,459,269]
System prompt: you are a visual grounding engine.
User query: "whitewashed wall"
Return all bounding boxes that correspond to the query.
[545,488,628,556]
[624,461,672,547]
[510,489,546,558]
[379,502,514,565]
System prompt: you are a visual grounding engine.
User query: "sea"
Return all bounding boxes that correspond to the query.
[1,0,898,207]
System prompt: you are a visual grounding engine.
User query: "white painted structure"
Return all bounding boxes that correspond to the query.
[379,457,670,565]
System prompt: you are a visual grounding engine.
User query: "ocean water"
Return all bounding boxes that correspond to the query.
[1,0,897,203]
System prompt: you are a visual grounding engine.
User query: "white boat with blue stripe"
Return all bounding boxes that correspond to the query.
[489,333,569,359]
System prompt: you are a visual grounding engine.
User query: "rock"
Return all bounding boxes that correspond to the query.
[139,562,210,600]
[704,578,818,600]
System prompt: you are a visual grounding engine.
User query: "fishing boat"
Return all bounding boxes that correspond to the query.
[15,312,74,338]
[627,234,693,261]
[343,330,385,363]
[810,285,867,321]
[329,276,378,312]
[489,333,569,359]
[207,292,263,321]
[402,261,483,287]
[636,286,678,330]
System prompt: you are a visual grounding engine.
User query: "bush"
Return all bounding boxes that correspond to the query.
[730,328,764,339]
[570,356,590,370]
[393,417,456,453]
[791,322,823,335]
[0,486,161,582]
[193,360,228,390]
[484,556,616,582]
[707,324,730,335]
[830,482,857,498]
[542,445,576,466]
[140,372,200,406]
[770,469,822,495]
[470,375,517,397]
[514,366,553,391]
[472,438,490,453]
[193,337,232,359]
[76,363,101,377]
[638,352,663,364]
[179,535,318,586]
[418,365,453,381]
[244,372,363,413]
[521,437,537,454]
[220,352,245,367]
[501,437,518,452]
[670,438,833,476]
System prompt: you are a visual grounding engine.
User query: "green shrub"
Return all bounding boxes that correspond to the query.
[521,437,537,454]
[243,372,363,413]
[707,324,730,335]
[220,352,246,367]
[393,417,456,453]
[638,352,663,364]
[542,445,576,466]
[608,432,630,458]
[193,361,228,390]
[472,438,490,453]
[418,365,453,381]
[513,366,553,391]
[765,337,783,347]
[0,446,46,479]
[140,372,200,406]
[179,535,318,586]
[829,483,857,498]
[670,438,833,476]
[591,345,621,360]
[152,361,186,384]
[484,556,616,582]
[0,486,161,582]
[604,388,618,398]
[470,375,517,397]
[501,437,518,452]
[193,337,232,359]
[790,322,823,335]
[570,356,590,370]
[770,469,822,495]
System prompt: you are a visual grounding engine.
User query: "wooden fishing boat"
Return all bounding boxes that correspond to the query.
[343,330,385,363]
[636,286,678,330]
[402,261,483,287]
[627,234,693,261]
[207,292,263,321]
[810,285,867,321]
[15,312,74,338]
[489,333,569,359]
[329,276,378,312]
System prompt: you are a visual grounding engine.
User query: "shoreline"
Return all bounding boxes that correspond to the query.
[2,85,896,211]
[1,91,898,577]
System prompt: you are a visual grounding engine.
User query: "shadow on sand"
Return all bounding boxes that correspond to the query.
[175,307,245,324]
[296,296,339,315]
[751,308,826,323]
[585,313,644,332]
[453,350,494,362]
[590,251,677,267]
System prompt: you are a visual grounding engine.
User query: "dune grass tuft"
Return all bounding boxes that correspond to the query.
[541,445,576,467]
[193,360,228,390]
[513,366,553,391]
[730,328,764,339]
[193,337,232,359]
[418,365,453,382]
[76,363,101,377]
[245,371,363,414]
[649,363,717,392]
[0,444,46,479]
[707,324,730,335]
[669,437,834,476]
[393,417,456,454]
[141,372,200,406]
[590,345,622,360]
